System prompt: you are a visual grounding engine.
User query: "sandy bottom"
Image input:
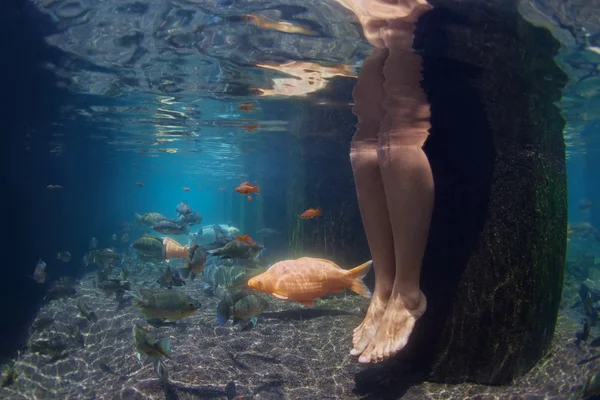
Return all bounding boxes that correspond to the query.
[0,267,594,400]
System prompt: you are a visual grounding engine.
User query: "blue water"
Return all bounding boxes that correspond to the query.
[4,0,600,397]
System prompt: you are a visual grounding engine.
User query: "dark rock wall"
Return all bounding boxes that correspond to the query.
[405,0,568,384]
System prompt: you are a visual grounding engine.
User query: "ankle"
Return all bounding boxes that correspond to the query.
[373,283,393,299]
[394,289,423,311]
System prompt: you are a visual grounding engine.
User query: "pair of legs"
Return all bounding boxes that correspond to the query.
[349,21,433,363]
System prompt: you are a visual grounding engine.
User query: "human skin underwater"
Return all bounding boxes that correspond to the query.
[335,0,434,364]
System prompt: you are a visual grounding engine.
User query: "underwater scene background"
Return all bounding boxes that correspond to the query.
[2,0,600,398]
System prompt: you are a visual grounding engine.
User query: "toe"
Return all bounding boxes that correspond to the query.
[352,335,371,356]
[358,344,375,363]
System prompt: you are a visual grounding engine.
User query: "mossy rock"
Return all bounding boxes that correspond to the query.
[389,0,567,385]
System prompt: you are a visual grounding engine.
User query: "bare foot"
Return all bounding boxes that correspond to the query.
[357,290,426,363]
[351,292,389,356]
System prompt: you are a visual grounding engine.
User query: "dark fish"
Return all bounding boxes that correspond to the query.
[76,299,98,323]
[132,324,171,359]
[153,220,190,235]
[180,244,206,280]
[209,239,263,260]
[176,201,192,216]
[97,361,117,375]
[133,289,200,321]
[135,212,168,227]
[157,267,186,289]
[87,248,121,269]
[217,294,269,327]
[131,236,165,259]
[198,225,236,251]
[576,318,591,348]
[29,336,69,359]
[98,279,131,301]
[179,211,202,226]
[57,251,72,262]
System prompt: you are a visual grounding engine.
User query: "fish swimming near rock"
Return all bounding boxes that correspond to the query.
[248,257,372,306]
[133,288,200,322]
[153,220,190,235]
[85,248,121,270]
[217,293,269,327]
[135,212,169,227]
[76,299,98,323]
[176,201,192,217]
[57,251,72,262]
[180,244,207,280]
[157,267,186,289]
[209,239,263,260]
[190,224,237,251]
[98,279,131,301]
[131,236,165,255]
[179,211,202,226]
[33,258,47,284]
[132,324,171,359]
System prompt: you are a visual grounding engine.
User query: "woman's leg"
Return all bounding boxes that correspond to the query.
[349,47,398,357]
[357,17,433,363]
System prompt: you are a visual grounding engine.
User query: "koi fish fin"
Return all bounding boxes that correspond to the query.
[272,293,288,300]
[347,260,373,298]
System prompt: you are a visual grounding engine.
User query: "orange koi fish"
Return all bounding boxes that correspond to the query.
[235,182,260,195]
[300,208,322,219]
[235,234,255,245]
[248,257,372,307]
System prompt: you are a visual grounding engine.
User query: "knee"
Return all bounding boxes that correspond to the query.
[376,137,392,165]
[376,130,428,163]
[350,139,378,166]
[375,136,413,166]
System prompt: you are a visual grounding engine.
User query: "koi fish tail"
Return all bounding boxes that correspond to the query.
[347,260,373,298]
